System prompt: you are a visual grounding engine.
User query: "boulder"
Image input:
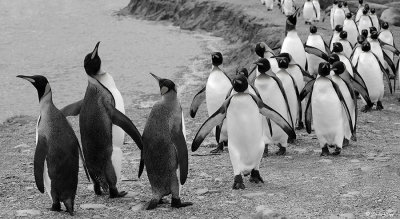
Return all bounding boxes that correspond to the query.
[381,8,400,27]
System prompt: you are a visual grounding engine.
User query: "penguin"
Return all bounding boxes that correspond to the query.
[379,22,396,71]
[370,31,398,81]
[305,25,329,76]
[343,13,359,47]
[300,63,353,156]
[17,75,89,215]
[330,25,343,52]
[189,52,231,154]
[312,0,321,22]
[260,0,265,5]
[369,31,386,68]
[354,41,392,111]
[264,0,273,11]
[282,0,296,16]
[343,1,350,15]
[355,0,365,22]
[357,8,373,35]
[330,0,339,30]
[281,8,307,71]
[351,35,367,66]
[369,8,380,32]
[139,73,192,210]
[329,61,357,146]
[338,31,353,58]
[254,58,294,156]
[192,74,295,189]
[61,44,144,198]
[248,42,277,83]
[303,0,316,25]
[333,2,346,30]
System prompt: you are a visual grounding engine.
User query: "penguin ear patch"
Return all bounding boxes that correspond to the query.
[161,86,169,95]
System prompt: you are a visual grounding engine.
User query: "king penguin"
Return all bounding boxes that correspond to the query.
[264,0,273,11]
[305,26,330,77]
[330,0,339,30]
[330,25,343,52]
[369,8,380,32]
[189,52,231,154]
[338,31,353,58]
[300,63,353,156]
[355,0,365,22]
[61,43,144,198]
[357,8,373,35]
[312,0,321,22]
[333,2,345,30]
[17,75,89,215]
[192,74,295,189]
[351,35,367,66]
[282,0,296,16]
[303,0,316,25]
[343,1,350,15]
[379,22,395,70]
[343,13,359,47]
[140,73,192,210]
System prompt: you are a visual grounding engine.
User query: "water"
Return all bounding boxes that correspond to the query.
[0,0,223,122]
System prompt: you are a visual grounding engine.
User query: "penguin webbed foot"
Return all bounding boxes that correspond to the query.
[376,101,384,110]
[361,104,373,112]
[249,169,264,184]
[331,147,341,156]
[146,199,159,210]
[50,203,61,212]
[94,183,102,195]
[263,144,269,158]
[296,122,304,130]
[275,146,286,156]
[351,134,357,142]
[210,142,225,154]
[232,175,245,190]
[171,198,193,208]
[342,139,350,147]
[64,199,74,216]
[320,145,330,156]
[109,189,128,198]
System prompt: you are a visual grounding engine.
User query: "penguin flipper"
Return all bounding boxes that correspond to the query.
[380,40,400,56]
[383,51,396,74]
[192,97,232,152]
[300,79,316,101]
[304,45,329,62]
[371,53,393,94]
[247,65,258,84]
[189,86,206,118]
[34,135,48,193]
[323,38,331,55]
[284,74,299,128]
[138,150,144,178]
[77,143,91,182]
[249,93,296,140]
[305,91,313,134]
[60,100,82,117]
[329,79,354,135]
[111,108,143,150]
[171,112,189,185]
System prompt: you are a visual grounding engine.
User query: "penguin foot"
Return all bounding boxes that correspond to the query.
[109,190,128,198]
[159,198,169,204]
[275,147,286,156]
[296,122,304,130]
[361,105,372,112]
[320,146,330,156]
[249,169,264,184]
[232,175,245,190]
[342,139,349,147]
[210,142,224,154]
[351,134,357,142]
[376,101,384,110]
[146,199,159,210]
[263,144,269,158]
[50,203,61,212]
[171,198,193,208]
[94,183,102,195]
[64,199,74,216]
[331,147,341,156]
[287,137,295,144]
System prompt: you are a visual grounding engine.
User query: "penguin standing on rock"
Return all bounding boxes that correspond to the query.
[140,73,192,210]
[61,43,144,198]
[17,75,89,215]
[192,75,295,190]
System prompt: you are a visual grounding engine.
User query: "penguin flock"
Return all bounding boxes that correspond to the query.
[16,0,400,216]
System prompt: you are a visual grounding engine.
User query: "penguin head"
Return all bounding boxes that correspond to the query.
[343,1,348,7]
[272,53,293,65]
[362,8,368,15]
[310,25,318,34]
[346,13,352,19]
[331,61,346,75]
[370,31,379,40]
[84,42,101,76]
[211,52,223,66]
[361,29,368,38]
[369,26,377,34]
[339,31,348,40]
[364,4,370,11]
[277,57,289,69]
[382,22,389,30]
[333,0,338,5]
[338,2,343,8]
[232,74,248,93]
[357,35,366,44]
[359,0,363,4]
[318,62,331,77]
[335,25,343,33]
[332,42,344,53]
[361,42,371,52]
[150,73,177,95]
[254,58,271,74]
[370,8,376,14]
[255,42,266,58]
[328,54,340,64]
[17,75,51,101]
[286,8,300,31]
[236,67,249,78]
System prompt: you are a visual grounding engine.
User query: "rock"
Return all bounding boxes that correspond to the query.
[318,159,333,164]
[123,191,139,198]
[253,205,287,219]
[25,186,34,190]
[243,192,266,198]
[195,188,209,195]
[80,203,107,210]
[15,209,41,217]
[130,202,145,211]
[197,196,205,200]
[381,8,400,27]
[284,156,293,159]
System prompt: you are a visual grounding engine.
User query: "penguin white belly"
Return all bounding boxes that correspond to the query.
[371,15,380,31]
[255,77,290,146]
[281,32,307,70]
[330,33,340,50]
[351,48,362,66]
[287,65,305,93]
[358,17,372,35]
[332,76,354,140]
[379,32,394,62]
[36,115,51,200]
[343,20,358,46]
[357,53,384,103]
[303,2,314,21]
[227,95,264,176]
[276,71,298,127]
[306,35,327,76]
[370,41,385,65]
[313,1,321,20]
[340,40,353,58]
[330,7,337,29]
[265,0,273,9]
[269,58,280,73]
[333,9,345,28]
[338,54,354,77]
[312,78,344,147]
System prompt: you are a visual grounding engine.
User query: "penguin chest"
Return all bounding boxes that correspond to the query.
[370,42,384,64]
[306,36,326,75]
[282,32,306,69]
[333,9,345,26]
[343,20,358,45]
[358,17,372,34]
[357,53,384,102]
[339,55,354,77]
[206,71,231,115]
[276,71,298,125]
[339,40,352,58]
[330,33,340,49]
[379,32,394,60]
[303,2,314,19]
[351,48,362,66]
[287,66,305,92]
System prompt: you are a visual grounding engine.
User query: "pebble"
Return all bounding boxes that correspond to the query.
[243,192,266,198]
[318,159,333,164]
[254,205,286,218]
[215,178,223,182]
[197,196,205,200]
[130,202,145,212]
[80,204,107,210]
[347,191,360,196]
[293,148,307,154]
[361,166,372,172]
[25,186,34,190]
[195,188,209,195]
[15,209,41,217]
[341,194,354,198]
[199,172,211,178]
[350,159,360,163]
[284,156,293,159]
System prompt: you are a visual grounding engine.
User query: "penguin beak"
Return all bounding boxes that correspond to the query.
[149,72,161,82]
[253,61,262,66]
[91,41,100,60]
[17,75,35,83]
